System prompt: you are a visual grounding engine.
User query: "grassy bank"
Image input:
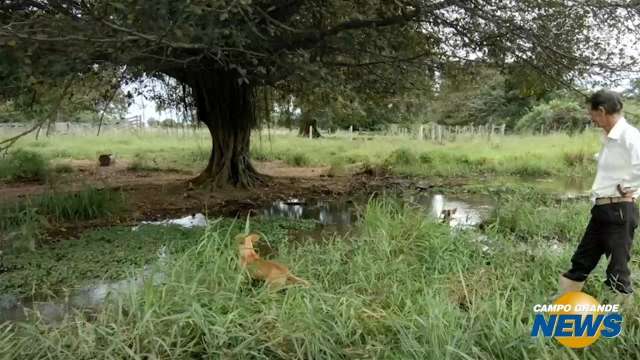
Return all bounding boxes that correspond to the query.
[0,188,127,251]
[6,128,601,180]
[2,195,638,359]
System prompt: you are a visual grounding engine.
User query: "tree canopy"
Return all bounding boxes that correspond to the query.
[1,0,639,186]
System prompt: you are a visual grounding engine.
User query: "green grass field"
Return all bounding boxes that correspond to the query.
[2,129,637,359]
[4,128,602,181]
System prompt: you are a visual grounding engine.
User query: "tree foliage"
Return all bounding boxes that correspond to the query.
[1,1,639,184]
[515,98,588,134]
[0,59,128,125]
[429,65,537,128]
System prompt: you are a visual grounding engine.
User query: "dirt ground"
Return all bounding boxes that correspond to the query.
[0,160,404,237]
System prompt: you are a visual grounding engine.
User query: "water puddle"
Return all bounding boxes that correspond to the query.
[263,192,494,229]
[501,175,592,199]
[2,192,494,325]
[0,272,164,324]
[408,193,493,228]
[132,213,208,230]
[1,250,167,325]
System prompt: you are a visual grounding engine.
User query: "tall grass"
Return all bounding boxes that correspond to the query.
[0,188,126,252]
[36,187,126,223]
[1,187,125,227]
[283,152,310,166]
[486,187,590,243]
[0,149,49,182]
[2,198,638,359]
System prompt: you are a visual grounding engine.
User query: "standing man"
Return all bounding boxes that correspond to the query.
[558,90,639,304]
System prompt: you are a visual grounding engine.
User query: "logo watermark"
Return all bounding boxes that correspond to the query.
[531,291,622,348]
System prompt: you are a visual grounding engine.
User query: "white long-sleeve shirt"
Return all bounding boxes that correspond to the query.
[591,117,640,202]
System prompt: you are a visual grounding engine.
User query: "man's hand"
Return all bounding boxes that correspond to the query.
[617,184,637,198]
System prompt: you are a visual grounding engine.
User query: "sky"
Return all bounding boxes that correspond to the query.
[124,81,182,124]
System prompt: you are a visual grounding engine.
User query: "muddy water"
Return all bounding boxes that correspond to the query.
[263,192,494,229]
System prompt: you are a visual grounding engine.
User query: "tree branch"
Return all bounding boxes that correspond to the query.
[271,8,421,52]
[0,77,75,152]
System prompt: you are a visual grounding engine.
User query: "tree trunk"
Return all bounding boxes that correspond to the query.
[189,69,263,188]
[298,113,321,138]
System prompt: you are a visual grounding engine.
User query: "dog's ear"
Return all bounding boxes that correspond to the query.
[452,208,458,214]
[246,234,260,243]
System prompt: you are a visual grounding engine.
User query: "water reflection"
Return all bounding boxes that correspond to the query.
[407,193,493,227]
[263,198,357,225]
[507,176,592,198]
[263,193,494,228]
[0,270,164,325]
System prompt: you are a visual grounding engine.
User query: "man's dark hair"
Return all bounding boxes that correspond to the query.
[588,90,624,114]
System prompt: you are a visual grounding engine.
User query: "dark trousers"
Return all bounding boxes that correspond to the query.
[564,202,638,294]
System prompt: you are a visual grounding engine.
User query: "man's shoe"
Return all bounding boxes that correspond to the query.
[554,275,585,299]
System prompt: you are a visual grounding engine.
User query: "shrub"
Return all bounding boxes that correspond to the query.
[0,150,49,182]
[284,152,310,166]
[515,99,588,134]
[562,150,594,168]
[250,147,272,161]
[418,152,433,164]
[384,148,417,166]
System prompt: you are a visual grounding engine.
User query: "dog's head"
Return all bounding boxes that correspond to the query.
[236,233,260,248]
[237,233,260,266]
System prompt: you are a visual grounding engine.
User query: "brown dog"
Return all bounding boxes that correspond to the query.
[236,234,309,288]
[237,234,310,288]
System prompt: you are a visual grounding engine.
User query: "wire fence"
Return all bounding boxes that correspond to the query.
[1,121,597,145]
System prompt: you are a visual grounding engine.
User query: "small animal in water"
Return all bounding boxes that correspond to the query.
[440,208,457,223]
[236,233,310,289]
[98,154,116,167]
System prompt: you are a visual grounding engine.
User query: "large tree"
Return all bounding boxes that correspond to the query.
[1,1,639,187]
